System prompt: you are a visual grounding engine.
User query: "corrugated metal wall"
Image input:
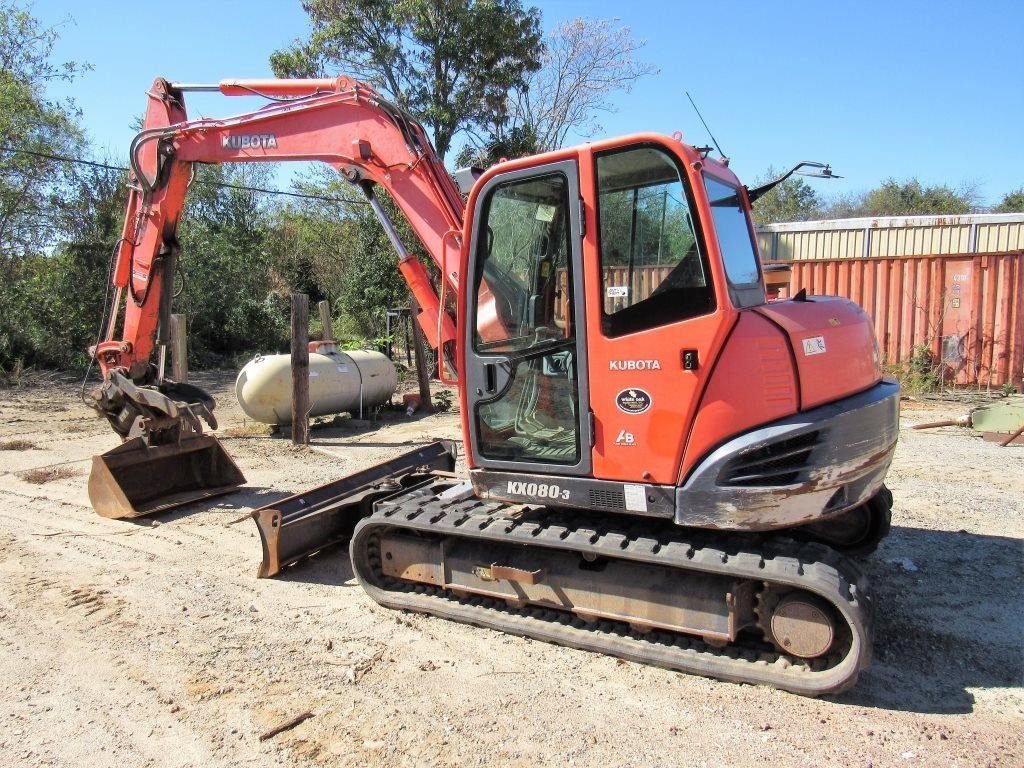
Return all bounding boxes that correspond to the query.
[976,220,1024,252]
[773,251,1024,388]
[757,213,1024,261]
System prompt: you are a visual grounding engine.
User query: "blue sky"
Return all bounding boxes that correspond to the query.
[35,0,1024,205]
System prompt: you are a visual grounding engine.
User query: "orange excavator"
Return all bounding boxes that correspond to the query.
[87,76,898,695]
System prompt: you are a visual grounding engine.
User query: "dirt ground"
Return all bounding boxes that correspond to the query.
[0,372,1021,768]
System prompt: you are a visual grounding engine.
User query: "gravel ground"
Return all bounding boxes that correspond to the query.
[0,373,1021,767]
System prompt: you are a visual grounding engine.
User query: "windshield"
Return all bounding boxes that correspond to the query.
[703,174,764,308]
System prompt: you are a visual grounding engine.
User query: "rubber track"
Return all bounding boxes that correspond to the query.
[350,490,874,696]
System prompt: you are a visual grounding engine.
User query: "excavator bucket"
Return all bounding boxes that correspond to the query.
[88,433,245,519]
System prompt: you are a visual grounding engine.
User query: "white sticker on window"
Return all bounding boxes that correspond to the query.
[623,484,648,513]
[606,285,629,298]
[535,203,556,222]
[802,336,827,356]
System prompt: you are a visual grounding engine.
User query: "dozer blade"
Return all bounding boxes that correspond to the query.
[253,440,456,578]
[89,434,246,519]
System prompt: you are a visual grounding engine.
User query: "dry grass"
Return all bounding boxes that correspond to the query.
[18,466,80,484]
[0,439,38,451]
[221,423,273,438]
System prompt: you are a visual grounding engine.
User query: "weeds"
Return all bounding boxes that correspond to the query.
[222,423,273,438]
[0,439,37,450]
[886,344,941,396]
[18,466,79,484]
[433,389,455,412]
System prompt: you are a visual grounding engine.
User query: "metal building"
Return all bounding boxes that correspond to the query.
[757,212,1024,262]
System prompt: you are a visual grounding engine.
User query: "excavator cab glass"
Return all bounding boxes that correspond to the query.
[466,161,591,474]
[595,145,715,336]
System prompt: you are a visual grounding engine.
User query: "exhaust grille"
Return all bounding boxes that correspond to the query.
[589,489,625,511]
[718,431,820,487]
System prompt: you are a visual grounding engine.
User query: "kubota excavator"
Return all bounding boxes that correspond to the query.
[86,76,899,695]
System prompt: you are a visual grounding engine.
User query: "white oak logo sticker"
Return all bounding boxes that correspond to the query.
[615,388,652,414]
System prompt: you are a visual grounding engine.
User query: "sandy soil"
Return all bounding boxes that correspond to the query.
[0,373,1021,768]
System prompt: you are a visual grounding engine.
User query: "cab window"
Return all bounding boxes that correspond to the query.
[596,146,715,337]
[703,174,764,308]
[473,173,572,352]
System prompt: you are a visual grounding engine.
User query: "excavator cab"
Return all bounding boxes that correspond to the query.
[461,135,897,548]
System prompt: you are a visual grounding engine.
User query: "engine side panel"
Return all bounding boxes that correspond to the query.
[678,311,799,483]
[755,296,881,410]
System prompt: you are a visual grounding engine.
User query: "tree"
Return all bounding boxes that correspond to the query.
[268,166,427,340]
[12,163,128,369]
[0,1,90,370]
[460,17,655,165]
[749,167,822,225]
[994,188,1024,213]
[270,0,543,161]
[826,178,980,218]
[0,2,87,263]
[859,179,978,216]
[175,165,290,363]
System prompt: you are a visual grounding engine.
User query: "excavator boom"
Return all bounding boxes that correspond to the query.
[88,76,472,518]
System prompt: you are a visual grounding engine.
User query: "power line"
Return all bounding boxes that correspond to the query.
[0,145,369,206]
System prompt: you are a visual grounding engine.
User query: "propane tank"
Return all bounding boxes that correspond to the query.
[235,342,398,425]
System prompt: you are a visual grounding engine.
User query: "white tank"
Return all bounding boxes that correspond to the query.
[235,343,398,425]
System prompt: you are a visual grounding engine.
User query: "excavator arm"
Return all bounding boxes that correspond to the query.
[87,76,469,518]
[94,76,463,385]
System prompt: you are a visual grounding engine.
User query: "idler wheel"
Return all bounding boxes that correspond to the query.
[769,593,836,659]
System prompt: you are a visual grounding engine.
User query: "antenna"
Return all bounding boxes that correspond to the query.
[686,92,728,166]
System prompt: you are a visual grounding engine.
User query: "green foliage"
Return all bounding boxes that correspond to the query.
[994,188,1024,213]
[884,343,941,395]
[271,0,543,160]
[13,165,129,369]
[857,179,978,216]
[824,178,979,219]
[433,388,454,412]
[755,173,986,224]
[750,167,822,225]
[176,165,291,364]
[267,168,416,340]
[455,123,539,167]
[0,1,93,369]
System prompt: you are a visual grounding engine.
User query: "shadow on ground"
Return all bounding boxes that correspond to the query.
[271,543,357,588]
[122,486,290,526]
[836,524,1024,714]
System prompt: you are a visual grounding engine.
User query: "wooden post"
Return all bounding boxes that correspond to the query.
[318,300,333,341]
[291,293,310,445]
[410,297,433,412]
[169,314,188,383]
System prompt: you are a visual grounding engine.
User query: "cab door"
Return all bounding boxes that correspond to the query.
[464,160,591,475]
